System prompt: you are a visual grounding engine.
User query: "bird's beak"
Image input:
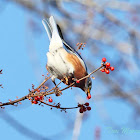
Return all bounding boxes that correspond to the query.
[87,88,90,95]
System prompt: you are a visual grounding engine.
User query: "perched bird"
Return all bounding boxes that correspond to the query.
[42,16,92,98]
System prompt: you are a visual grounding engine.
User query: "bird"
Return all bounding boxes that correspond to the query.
[42,16,92,98]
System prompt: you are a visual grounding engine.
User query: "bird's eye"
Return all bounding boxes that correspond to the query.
[88,79,92,88]
[88,81,91,86]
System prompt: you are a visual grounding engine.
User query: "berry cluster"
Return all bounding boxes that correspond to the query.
[78,102,91,113]
[30,95,53,104]
[101,58,114,74]
[31,96,44,104]
[76,42,86,51]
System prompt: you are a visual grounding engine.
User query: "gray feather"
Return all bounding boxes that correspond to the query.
[42,19,52,40]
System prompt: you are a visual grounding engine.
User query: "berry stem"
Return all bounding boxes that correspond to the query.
[40,101,79,110]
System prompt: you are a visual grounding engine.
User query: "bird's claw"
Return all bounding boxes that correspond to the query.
[63,76,69,85]
[54,87,62,96]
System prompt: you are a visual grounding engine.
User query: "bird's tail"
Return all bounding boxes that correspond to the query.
[42,16,59,41]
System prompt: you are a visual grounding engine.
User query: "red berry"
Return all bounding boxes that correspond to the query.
[87,106,91,111]
[106,67,110,70]
[87,94,91,100]
[33,100,38,104]
[76,80,80,83]
[48,98,53,103]
[83,106,87,112]
[40,96,43,100]
[102,57,106,62]
[34,97,37,101]
[79,108,84,113]
[101,69,105,72]
[110,67,114,71]
[37,89,40,92]
[34,96,39,101]
[105,70,110,74]
[106,62,110,68]
[84,102,89,106]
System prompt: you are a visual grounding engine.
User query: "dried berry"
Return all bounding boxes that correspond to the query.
[84,102,89,106]
[87,106,91,111]
[78,104,82,107]
[79,108,84,113]
[83,106,87,112]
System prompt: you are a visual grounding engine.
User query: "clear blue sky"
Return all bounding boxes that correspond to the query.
[0,2,139,140]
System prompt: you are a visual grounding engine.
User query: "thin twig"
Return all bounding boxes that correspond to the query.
[36,77,51,89]
[40,101,79,110]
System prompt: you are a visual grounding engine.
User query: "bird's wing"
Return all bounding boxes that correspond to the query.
[57,24,87,71]
[63,39,87,71]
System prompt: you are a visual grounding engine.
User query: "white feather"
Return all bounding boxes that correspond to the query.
[49,16,63,52]
[47,48,74,80]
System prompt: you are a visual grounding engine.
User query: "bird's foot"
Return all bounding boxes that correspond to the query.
[54,87,62,96]
[63,76,69,85]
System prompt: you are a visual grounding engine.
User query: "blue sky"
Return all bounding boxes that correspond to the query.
[0,2,140,140]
